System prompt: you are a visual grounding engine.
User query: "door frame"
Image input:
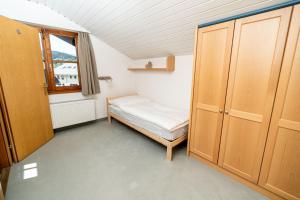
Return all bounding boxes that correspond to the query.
[0,79,16,164]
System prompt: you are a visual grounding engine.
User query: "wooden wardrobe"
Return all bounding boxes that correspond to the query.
[0,16,54,165]
[188,3,300,200]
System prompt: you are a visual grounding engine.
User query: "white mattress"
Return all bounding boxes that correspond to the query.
[109,105,187,141]
[109,95,188,131]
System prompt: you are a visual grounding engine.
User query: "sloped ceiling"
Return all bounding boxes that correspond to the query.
[30,0,290,59]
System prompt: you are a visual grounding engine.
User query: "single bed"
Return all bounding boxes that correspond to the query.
[106,95,188,161]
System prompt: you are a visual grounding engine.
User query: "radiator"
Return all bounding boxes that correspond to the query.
[50,99,96,129]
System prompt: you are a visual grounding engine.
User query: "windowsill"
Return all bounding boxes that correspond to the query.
[48,92,95,105]
[48,89,82,95]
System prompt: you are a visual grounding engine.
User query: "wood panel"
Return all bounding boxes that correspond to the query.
[0,88,11,168]
[0,79,17,163]
[128,55,175,72]
[0,16,54,161]
[187,28,200,156]
[259,5,300,200]
[218,7,292,183]
[32,0,291,59]
[0,130,9,169]
[189,21,234,163]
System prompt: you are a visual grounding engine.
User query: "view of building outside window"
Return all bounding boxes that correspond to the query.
[50,34,80,87]
[54,63,79,86]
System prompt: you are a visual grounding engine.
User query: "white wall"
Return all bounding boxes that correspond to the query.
[132,55,194,112]
[90,35,135,118]
[0,0,135,120]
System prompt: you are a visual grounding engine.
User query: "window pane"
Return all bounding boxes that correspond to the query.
[50,34,77,62]
[54,63,79,87]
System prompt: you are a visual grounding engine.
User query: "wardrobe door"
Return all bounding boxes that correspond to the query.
[259,5,300,200]
[218,7,292,182]
[0,16,54,161]
[189,21,234,163]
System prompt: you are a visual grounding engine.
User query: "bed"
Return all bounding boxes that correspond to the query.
[106,95,188,161]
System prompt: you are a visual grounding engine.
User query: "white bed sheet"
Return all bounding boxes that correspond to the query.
[119,101,188,131]
[109,95,151,107]
[109,95,188,131]
[109,105,187,141]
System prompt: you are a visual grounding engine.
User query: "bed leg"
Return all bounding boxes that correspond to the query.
[166,145,173,161]
[106,97,112,124]
[108,114,112,124]
[186,134,190,156]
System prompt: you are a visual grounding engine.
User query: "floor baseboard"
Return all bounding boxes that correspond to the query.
[54,118,108,132]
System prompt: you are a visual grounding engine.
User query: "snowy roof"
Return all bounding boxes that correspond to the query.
[54,63,78,76]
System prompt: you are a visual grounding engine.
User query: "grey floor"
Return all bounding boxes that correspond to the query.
[6,120,267,200]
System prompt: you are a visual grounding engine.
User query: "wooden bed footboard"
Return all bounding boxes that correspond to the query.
[106,95,187,161]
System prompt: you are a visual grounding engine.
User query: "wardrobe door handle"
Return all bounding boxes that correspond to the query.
[224,110,229,115]
[219,109,223,114]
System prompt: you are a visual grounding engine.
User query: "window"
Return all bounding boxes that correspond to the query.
[39,29,81,94]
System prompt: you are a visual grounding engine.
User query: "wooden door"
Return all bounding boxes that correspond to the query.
[259,5,300,200]
[0,105,11,168]
[0,81,13,167]
[0,128,9,168]
[189,21,234,163]
[0,16,54,161]
[218,7,292,183]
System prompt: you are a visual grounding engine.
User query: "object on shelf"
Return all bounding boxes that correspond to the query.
[145,61,152,68]
[128,55,175,72]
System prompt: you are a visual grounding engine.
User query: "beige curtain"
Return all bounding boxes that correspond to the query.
[78,32,100,96]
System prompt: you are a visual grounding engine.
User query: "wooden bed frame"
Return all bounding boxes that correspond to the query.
[106,95,187,161]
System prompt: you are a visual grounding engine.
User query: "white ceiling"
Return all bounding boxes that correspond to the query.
[30,0,289,59]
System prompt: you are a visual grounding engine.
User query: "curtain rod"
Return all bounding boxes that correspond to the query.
[198,0,300,28]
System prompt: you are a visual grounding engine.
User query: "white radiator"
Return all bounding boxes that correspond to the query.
[50,99,96,129]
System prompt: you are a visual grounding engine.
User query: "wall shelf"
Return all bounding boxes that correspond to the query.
[128,55,175,72]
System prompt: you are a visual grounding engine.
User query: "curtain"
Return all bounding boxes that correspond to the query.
[78,32,100,96]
